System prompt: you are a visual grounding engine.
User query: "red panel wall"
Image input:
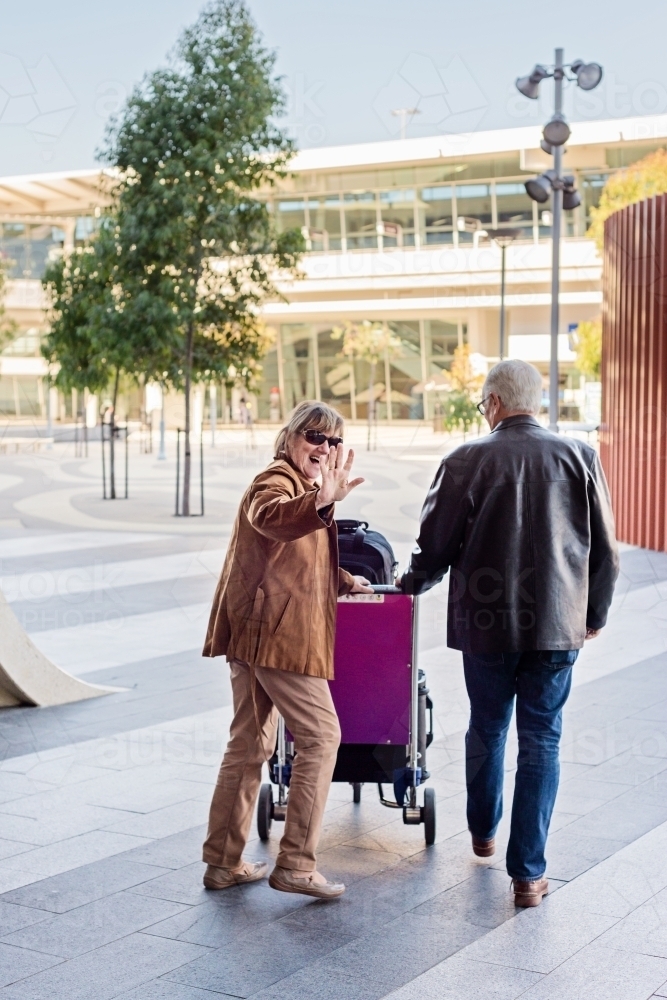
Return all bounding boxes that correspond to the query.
[600,194,667,551]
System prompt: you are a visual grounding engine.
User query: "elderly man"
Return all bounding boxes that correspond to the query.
[403,359,618,907]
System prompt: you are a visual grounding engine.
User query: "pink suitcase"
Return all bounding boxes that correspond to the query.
[257,586,436,846]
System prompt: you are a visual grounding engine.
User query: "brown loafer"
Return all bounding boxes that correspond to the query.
[471,834,495,857]
[203,861,268,890]
[512,877,549,907]
[269,866,345,899]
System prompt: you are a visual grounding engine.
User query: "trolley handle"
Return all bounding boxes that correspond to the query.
[371,584,403,594]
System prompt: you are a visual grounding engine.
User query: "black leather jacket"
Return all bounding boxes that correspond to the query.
[402,415,619,653]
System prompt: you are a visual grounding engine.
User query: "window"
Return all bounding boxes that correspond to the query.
[419,186,454,245]
[307,196,342,251]
[455,184,492,241]
[344,192,378,250]
[379,189,415,247]
[494,182,533,239]
[275,200,307,234]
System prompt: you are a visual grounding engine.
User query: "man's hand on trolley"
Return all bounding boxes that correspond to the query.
[350,575,373,594]
[316,443,364,509]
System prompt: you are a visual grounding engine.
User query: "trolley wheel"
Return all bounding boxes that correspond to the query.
[352,782,362,804]
[257,783,273,841]
[422,787,436,846]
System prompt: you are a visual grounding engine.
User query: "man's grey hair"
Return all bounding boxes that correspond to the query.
[483,360,542,415]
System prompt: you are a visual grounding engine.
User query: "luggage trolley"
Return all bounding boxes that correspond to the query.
[257,522,435,846]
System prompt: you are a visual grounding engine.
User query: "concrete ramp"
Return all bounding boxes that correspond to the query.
[0,591,120,707]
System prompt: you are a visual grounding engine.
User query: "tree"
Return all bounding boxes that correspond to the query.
[100,0,303,514]
[588,148,667,251]
[440,345,485,439]
[572,318,601,378]
[42,225,164,497]
[332,320,403,449]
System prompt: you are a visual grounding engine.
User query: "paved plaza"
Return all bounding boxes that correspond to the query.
[0,426,667,998]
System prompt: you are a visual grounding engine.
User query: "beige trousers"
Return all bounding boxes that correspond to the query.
[203,660,341,873]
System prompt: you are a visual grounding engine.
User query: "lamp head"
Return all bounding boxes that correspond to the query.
[562,175,581,210]
[570,59,603,91]
[543,114,571,147]
[515,64,550,99]
[525,173,553,204]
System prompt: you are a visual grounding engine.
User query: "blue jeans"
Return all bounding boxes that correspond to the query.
[463,650,577,881]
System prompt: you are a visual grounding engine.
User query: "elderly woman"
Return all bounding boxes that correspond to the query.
[202,401,371,899]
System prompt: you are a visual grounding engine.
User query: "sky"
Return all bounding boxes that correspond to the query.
[1,0,667,177]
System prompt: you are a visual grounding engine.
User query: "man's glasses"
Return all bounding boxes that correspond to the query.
[476,397,490,416]
[303,429,344,447]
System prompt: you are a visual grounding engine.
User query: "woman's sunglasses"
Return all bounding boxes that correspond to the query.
[303,429,344,447]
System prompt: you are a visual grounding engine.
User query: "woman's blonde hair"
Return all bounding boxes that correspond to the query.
[274,400,344,460]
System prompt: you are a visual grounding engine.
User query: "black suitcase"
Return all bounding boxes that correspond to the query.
[336,520,398,585]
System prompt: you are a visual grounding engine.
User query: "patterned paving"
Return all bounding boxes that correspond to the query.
[0,432,667,998]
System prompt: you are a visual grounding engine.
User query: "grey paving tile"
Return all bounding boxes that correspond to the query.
[0,943,62,989]
[127,862,212,907]
[0,903,48,937]
[382,954,542,999]
[459,892,618,974]
[1,890,188,958]
[163,915,351,996]
[115,983,223,1000]
[0,932,208,1000]
[0,804,139,848]
[0,829,150,879]
[571,777,667,843]
[143,880,307,947]
[0,857,169,914]
[596,889,667,957]
[412,867,565,930]
[591,752,667,786]
[517,942,667,1000]
[0,843,33,864]
[312,912,483,989]
[654,982,667,998]
[316,843,403,879]
[543,830,628,882]
[121,825,207,870]
[252,966,389,1000]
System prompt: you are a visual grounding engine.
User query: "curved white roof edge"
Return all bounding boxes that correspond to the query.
[289,113,667,172]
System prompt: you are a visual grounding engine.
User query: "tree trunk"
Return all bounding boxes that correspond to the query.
[182,320,195,517]
[109,368,120,499]
[367,361,376,451]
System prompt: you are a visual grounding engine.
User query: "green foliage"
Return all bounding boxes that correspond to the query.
[439,392,482,436]
[98,0,304,394]
[572,318,602,378]
[588,149,667,250]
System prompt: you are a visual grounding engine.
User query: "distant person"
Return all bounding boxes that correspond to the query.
[202,401,372,899]
[402,359,618,907]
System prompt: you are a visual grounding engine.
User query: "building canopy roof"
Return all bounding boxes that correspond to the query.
[0,168,115,221]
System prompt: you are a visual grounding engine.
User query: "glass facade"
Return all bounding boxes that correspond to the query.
[268,173,584,250]
[256,320,468,422]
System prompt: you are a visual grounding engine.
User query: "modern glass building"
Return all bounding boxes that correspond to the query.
[1,117,666,421]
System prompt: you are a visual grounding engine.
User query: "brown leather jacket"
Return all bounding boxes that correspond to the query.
[203,459,355,678]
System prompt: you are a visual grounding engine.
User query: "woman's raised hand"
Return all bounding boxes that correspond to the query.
[315,444,364,509]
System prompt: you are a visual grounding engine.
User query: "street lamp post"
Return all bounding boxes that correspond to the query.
[488,228,521,360]
[516,49,602,432]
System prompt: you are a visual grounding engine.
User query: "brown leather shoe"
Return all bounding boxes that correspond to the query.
[203,861,268,890]
[269,866,345,899]
[512,877,549,907]
[471,834,495,857]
